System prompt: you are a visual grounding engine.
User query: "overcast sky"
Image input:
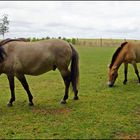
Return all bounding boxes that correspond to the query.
[0,1,140,39]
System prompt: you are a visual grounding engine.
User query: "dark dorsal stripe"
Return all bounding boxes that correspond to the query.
[109,41,128,68]
[0,38,28,47]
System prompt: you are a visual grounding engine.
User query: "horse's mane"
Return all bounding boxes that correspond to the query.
[0,38,29,63]
[109,41,128,68]
[0,47,6,62]
[0,38,29,47]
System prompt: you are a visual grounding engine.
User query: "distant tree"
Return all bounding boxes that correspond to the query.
[62,37,66,41]
[27,37,31,42]
[72,38,76,45]
[0,14,9,39]
[32,37,36,42]
[46,36,50,40]
[66,38,71,43]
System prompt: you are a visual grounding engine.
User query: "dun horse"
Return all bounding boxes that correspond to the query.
[108,41,140,87]
[0,38,79,106]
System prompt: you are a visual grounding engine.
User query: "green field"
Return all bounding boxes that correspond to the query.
[0,46,140,139]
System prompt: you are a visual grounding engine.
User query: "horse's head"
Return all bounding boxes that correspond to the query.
[108,65,118,87]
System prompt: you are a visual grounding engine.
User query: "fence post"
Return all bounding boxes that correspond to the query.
[100,38,102,47]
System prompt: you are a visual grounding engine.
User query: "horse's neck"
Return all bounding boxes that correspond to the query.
[113,49,125,69]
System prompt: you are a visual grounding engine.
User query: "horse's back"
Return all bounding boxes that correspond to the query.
[3,39,72,75]
[125,41,140,62]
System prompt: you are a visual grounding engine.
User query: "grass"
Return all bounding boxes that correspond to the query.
[0,46,140,139]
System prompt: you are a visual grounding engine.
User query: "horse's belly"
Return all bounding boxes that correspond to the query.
[20,53,55,75]
[21,58,54,75]
[134,48,140,62]
[135,59,140,63]
[23,65,52,76]
[135,55,140,63]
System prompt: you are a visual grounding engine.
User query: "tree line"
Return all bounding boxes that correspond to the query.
[28,37,78,44]
[0,14,78,45]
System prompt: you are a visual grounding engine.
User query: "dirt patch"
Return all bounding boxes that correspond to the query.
[115,133,140,139]
[135,107,140,116]
[32,107,71,115]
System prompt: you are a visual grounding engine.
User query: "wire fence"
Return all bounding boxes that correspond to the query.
[75,38,139,47]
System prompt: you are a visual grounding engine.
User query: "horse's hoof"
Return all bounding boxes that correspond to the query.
[7,102,13,107]
[123,81,127,85]
[60,100,66,104]
[29,102,34,106]
[123,82,126,85]
[73,96,79,100]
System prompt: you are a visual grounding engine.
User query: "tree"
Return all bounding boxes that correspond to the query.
[0,14,9,39]
[62,37,66,41]
[32,37,36,42]
[72,38,76,45]
[46,36,50,40]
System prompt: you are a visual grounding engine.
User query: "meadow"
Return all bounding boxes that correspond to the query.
[0,45,140,139]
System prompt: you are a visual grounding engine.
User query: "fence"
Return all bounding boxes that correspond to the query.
[75,38,139,47]
[0,38,139,48]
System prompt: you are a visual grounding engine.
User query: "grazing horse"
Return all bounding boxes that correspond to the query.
[108,41,140,87]
[0,38,79,106]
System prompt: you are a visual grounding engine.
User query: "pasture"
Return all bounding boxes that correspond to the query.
[0,45,140,139]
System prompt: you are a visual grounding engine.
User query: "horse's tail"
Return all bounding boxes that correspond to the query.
[69,43,79,93]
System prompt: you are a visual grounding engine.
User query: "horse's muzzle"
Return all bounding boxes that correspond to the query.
[108,81,114,87]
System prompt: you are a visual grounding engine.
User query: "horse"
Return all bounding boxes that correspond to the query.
[108,41,140,87]
[0,38,79,106]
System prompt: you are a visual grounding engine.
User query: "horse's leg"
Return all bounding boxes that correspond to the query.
[16,74,34,106]
[7,74,15,107]
[59,69,71,104]
[132,62,140,83]
[72,82,79,100]
[123,63,128,84]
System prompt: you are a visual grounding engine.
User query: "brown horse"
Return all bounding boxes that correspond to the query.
[108,41,140,87]
[0,38,79,106]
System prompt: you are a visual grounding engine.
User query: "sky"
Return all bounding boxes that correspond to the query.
[0,1,140,39]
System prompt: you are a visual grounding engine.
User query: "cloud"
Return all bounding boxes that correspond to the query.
[1,1,140,39]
